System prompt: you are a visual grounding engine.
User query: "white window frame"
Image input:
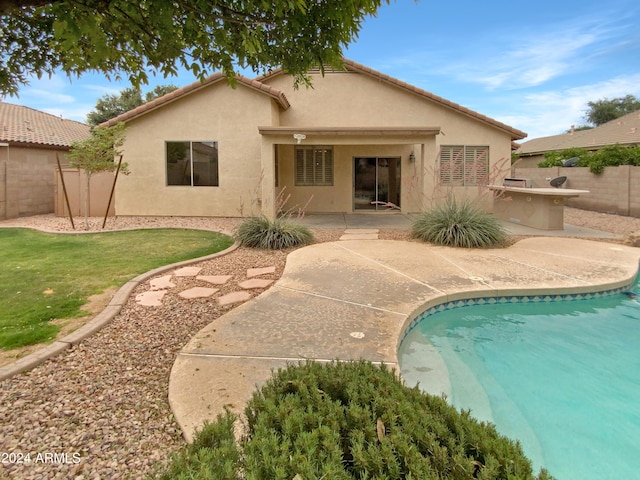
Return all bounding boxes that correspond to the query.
[439,145,489,186]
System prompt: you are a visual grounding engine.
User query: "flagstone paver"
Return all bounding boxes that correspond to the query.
[135,290,167,307]
[218,291,252,306]
[238,278,274,290]
[173,266,203,277]
[196,275,233,285]
[134,265,276,307]
[149,275,176,290]
[178,287,219,299]
[247,266,276,278]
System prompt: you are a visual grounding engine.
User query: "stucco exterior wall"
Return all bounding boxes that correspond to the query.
[265,71,512,211]
[115,83,277,217]
[0,145,65,220]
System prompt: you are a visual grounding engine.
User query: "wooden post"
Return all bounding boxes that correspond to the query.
[56,153,75,230]
[102,155,123,229]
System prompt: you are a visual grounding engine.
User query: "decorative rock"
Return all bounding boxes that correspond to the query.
[135,290,167,307]
[173,266,202,277]
[196,275,233,285]
[246,266,276,278]
[218,291,252,306]
[178,287,218,299]
[150,275,175,290]
[628,232,640,247]
[238,279,274,290]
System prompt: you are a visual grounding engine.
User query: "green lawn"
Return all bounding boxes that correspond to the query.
[0,228,234,350]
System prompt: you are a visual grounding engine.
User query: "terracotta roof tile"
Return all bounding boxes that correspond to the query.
[0,102,90,148]
[101,73,290,127]
[517,109,640,155]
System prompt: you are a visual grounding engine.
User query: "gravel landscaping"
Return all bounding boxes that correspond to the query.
[0,209,638,479]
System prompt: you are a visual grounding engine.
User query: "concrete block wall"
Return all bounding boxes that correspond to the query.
[0,146,61,220]
[514,166,640,216]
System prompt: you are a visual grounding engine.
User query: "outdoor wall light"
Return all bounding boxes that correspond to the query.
[293,133,306,144]
[409,152,415,162]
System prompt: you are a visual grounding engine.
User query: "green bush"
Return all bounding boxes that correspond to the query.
[234,215,314,249]
[538,145,640,174]
[537,147,590,168]
[412,198,508,248]
[156,361,552,480]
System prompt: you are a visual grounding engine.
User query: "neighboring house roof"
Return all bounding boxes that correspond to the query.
[101,59,526,140]
[101,73,290,127]
[256,58,527,141]
[0,102,90,148]
[517,109,640,155]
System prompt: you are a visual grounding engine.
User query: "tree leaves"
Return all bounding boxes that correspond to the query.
[0,0,390,96]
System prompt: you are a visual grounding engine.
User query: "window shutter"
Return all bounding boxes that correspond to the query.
[440,146,464,186]
[313,147,333,186]
[295,148,310,185]
[465,146,489,185]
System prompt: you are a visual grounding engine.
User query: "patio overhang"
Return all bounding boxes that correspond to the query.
[258,126,441,145]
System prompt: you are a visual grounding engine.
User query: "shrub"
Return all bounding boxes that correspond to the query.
[412,198,508,248]
[156,361,552,479]
[234,215,314,249]
[537,147,590,168]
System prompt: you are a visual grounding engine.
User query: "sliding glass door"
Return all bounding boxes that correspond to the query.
[353,157,401,211]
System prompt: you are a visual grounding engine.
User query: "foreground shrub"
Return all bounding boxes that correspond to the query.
[234,215,314,249]
[412,198,508,248]
[156,361,552,480]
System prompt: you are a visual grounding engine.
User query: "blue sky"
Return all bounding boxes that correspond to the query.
[5,0,640,139]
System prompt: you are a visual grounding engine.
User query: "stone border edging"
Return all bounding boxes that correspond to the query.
[0,240,240,381]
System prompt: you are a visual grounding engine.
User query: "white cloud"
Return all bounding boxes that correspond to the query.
[501,73,640,139]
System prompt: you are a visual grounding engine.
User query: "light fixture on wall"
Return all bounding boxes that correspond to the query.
[409,151,415,163]
[293,133,306,144]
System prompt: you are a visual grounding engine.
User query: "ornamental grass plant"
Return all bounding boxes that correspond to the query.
[234,215,314,250]
[156,361,552,480]
[412,197,508,248]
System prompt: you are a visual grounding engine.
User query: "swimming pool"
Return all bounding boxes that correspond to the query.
[398,284,640,479]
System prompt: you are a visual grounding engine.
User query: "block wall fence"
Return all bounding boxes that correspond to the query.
[513,166,640,217]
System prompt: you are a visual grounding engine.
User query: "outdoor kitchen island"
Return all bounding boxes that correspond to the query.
[489,185,589,230]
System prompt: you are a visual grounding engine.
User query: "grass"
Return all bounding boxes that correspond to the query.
[0,228,233,350]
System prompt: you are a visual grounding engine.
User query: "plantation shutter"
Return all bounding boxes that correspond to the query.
[440,146,464,186]
[295,146,333,186]
[464,146,489,186]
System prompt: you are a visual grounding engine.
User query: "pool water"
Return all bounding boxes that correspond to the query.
[398,289,640,479]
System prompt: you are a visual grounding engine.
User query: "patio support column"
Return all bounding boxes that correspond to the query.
[420,142,427,211]
[260,137,277,219]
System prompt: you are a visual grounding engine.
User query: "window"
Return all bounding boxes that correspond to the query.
[166,141,219,186]
[439,145,489,186]
[295,146,333,186]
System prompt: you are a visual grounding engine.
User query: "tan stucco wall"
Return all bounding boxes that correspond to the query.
[0,145,66,219]
[264,71,513,212]
[116,69,517,217]
[115,82,277,217]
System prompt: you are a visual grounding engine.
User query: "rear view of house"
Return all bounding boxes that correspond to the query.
[103,60,526,218]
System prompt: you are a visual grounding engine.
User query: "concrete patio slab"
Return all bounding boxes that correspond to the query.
[169,237,640,442]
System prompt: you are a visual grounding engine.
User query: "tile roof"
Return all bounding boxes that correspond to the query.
[101,73,290,127]
[256,58,527,141]
[0,102,90,148]
[101,60,527,140]
[518,109,640,155]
